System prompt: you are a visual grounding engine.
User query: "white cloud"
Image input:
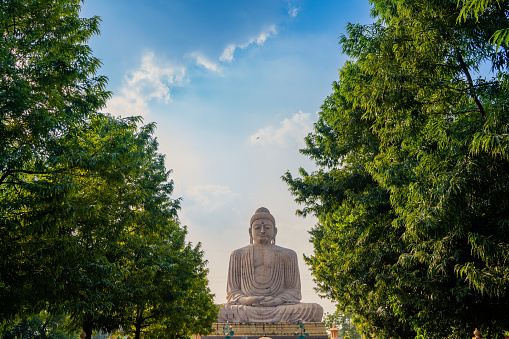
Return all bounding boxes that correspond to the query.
[104,52,186,116]
[288,6,300,18]
[287,1,300,18]
[219,44,236,63]
[186,184,239,212]
[190,52,222,74]
[249,111,315,148]
[251,26,277,45]
[220,25,278,63]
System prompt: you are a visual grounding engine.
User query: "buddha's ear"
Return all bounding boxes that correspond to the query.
[249,227,253,244]
[272,227,278,245]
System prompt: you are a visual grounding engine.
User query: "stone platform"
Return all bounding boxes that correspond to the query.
[201,322,328,339]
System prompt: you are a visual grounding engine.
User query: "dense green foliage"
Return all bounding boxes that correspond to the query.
[1,0,111,320]
[457,0,509,49]
[1,1,216,338]
[2,313,78,339]
[284,0,509,338]
[323,311,362,339]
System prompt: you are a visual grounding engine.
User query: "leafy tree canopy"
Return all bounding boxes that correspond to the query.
[323,311,362,339]
[285,0,509,338]
[1,1,217,338]
[2,312,79,339]
[457,0,509,49]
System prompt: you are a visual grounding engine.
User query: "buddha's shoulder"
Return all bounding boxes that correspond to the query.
[230,245,297,256]
[230,245,252,256]
[273,245,298,257]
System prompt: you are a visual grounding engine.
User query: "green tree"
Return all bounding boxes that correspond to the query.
[323,311,362,339]
[284,65,412,338]
[57,124,217,339]
[1,1,217,338]
[2,312,78,339]
[118,240,217,339]
[285,0,509,338]
[457,0,509,49]
[0,0,112,320]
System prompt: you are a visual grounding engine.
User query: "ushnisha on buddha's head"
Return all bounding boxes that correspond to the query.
[249,207,277,245]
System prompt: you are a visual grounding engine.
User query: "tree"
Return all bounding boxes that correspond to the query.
[0,0,112,319]
[2,312,78,339]
[117,240,217,339]
[285,0,509,338]
[58,123,218,339]
[284,65,413,338]
[323,311,361,339]
[457,0,509,49]
[1,1,217,338]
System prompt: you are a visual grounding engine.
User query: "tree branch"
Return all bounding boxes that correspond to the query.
[1,181,25,185]
[0,171,11,186]
[90,135,115,158]
[0,168,71,186]
[455,48,486,118]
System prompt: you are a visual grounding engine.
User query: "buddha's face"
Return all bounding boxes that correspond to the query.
[251,218,276,245]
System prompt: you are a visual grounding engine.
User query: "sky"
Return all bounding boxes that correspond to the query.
[80,0,374,316]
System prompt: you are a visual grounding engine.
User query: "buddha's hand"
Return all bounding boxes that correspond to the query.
[239,296,265,306]
[259,296,284,307]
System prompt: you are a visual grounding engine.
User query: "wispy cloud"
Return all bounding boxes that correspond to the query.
[186,184,238,212]
[288,6,300,18]
[287,1,300,18]
[249,111,315,148]
[190,52,222,74]
[219,44,237,63]
[220,25,278,63]
[104,52,185,116]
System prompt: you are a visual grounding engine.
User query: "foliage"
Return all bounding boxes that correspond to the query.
[285,0,509,338]
[0,0,112,320]
[457,0,509,49]
[58,123,217,339]
[0,1,216,338]
[2,312,78,339]
[77,134,217,338]
[323,311,362,339]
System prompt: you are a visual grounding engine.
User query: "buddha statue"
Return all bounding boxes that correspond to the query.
[217,207,323,323]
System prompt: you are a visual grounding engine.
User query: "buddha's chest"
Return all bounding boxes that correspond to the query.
[253,249,277,284]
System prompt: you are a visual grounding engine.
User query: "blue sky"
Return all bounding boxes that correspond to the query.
[81,0,373,315]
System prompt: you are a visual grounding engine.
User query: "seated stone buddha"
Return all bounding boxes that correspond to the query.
[217,207,323,323]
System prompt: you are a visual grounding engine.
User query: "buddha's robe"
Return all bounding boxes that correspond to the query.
[217,244,323,323]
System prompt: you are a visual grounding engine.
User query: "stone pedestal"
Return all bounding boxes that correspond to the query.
[202,322,328,339]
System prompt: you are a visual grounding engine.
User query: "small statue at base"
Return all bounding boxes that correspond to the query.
[217,207,323,323]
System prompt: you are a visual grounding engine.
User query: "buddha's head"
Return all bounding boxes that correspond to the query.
[249,207,277,245]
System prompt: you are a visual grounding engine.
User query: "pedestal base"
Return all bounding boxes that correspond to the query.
[201,322,327,339]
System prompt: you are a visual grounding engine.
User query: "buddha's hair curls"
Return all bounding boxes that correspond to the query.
[250,207,276,227]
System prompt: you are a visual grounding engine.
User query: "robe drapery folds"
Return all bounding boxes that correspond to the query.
[217,244,323,323]
[227,245,301,303]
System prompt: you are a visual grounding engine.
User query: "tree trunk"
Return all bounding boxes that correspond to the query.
[83,326,93,339]
[134,308,144,339]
